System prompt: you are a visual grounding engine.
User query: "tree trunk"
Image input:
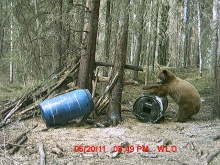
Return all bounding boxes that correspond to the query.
[151,0,159,73]
[57,0,64,71]
[197,2,202,76]
[103,0,112,77]
[73,0,85,50]
[144,0,153,85]
[77,0,100,91]
[211,0,219,78]
[0,2,4,58]
[133,0,144,81]
[34,0,44,77]
[63,0,73,61]
[212,0,220,119]
[158,4,170,66]
[213,41,220,118]
[183,0,189,68]
[108,0,129,126]
[52,0,63,74]
[213,45,220,119]
[9,1,13,83]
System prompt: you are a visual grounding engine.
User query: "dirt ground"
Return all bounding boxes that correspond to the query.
[1,74,220,165]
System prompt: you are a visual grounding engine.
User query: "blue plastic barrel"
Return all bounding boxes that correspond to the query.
[39,89,94,126]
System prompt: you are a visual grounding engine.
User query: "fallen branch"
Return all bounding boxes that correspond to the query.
[1,61,80,126]
[39,142,46,165]
[5,142,27,148]
[3,98,26,123]
[5,124,37,150]
[8,135,27,155]
[92,67,99,98]
[95,71,119,108]
[79,71,119,124]
[212,135,220,141]
[42,61,80,100]
[96,97,109,115]
[206,150,220,164]
[51,146,64,158]
[95,61,143,71]
[20,110,39,121]
[1,101,17,117]
[98,76,138,85]
[19,86,79,116]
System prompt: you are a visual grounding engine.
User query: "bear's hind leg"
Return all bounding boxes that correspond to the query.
[176,105,192,122]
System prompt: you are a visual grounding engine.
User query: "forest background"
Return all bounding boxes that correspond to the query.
[0,0,220,119]
[1,0,220,164]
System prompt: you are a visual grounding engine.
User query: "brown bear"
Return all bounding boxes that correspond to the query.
[143,69,201,122]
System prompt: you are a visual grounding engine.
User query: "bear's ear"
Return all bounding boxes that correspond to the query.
[163,70,168,75]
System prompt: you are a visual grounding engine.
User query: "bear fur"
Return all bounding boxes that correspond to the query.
[143,69,201,122]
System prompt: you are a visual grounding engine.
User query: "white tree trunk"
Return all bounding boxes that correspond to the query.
[197,2,202,76]
[9,1,13,83]
[183,0,189,68]
[34,0,43,76]
[212,0,220,119]
[211,0,219,77]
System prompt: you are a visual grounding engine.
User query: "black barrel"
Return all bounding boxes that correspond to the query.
[132,94,168,123]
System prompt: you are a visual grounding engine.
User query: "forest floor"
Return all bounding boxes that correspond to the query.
[0,68,220,165]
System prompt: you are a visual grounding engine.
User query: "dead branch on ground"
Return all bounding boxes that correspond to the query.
[39,142,46,165]
[4,124,37,155]
[0,61,80,128]
[79,71,119,124]
[95,61,143,71]
[0,60,141,127]
[8,135,27,155]
[206,150,220,164]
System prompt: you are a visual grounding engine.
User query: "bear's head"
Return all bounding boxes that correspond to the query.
[156,69,176,84]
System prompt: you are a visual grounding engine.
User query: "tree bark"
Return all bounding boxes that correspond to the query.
[108,0,129,126]
[77,0,100,91]
[213,48,220,119]
[0,2,4,58]
[212,0,220,119]
[103,0,112,77]
[34,0,44,76]
[9,1,13,83]
[52,0,64,74]
[133,0,145,81]
[158,4,170,66]
[183,0,189,68]
[57,0,64,70]
[197,2,202,76]
[144,0,153,85]
[151,0,159,73]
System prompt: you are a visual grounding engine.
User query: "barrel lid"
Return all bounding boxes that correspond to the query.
[132,94,168,123]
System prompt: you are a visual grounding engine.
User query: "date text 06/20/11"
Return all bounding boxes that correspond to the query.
[73,145,177,153]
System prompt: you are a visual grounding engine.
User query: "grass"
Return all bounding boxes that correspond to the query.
[0,83,23,101]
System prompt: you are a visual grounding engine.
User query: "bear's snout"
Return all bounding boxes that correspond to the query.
[156,79,162,84]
